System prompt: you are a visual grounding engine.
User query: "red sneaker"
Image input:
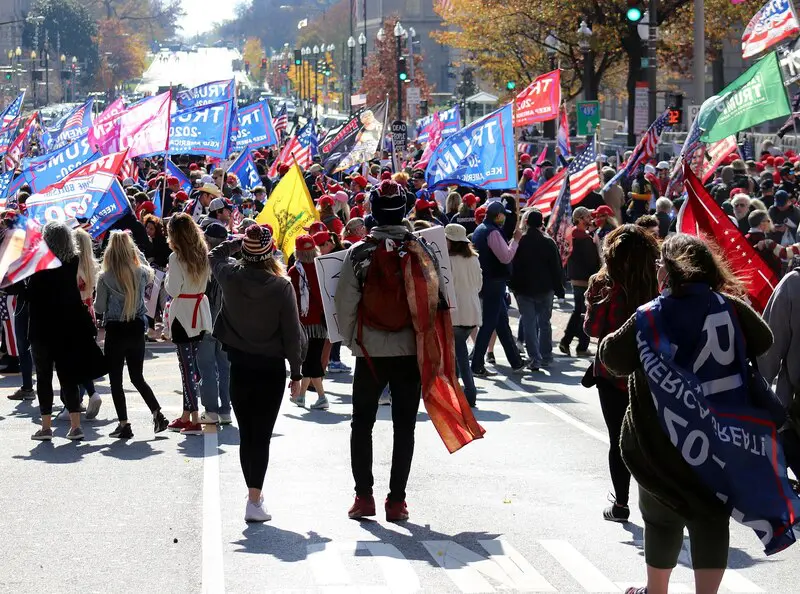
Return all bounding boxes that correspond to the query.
[180,422,203,435]
[385,499,409,522]
[168,418,190,432]
[348,495,376,519]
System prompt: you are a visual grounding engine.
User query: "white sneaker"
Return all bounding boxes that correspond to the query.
[310,396,329,410]
[219,413,232,425]
[85,393,102,420]
[199,411,219,424]
[289,395,305,408]
[244,499,272,523]
[55,407,71,421]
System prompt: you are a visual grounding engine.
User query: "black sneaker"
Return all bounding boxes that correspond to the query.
[486,352,496,364]
[558,341,571,356]
[603,503,630,523]
[472,367,497,377]
[153,411,169,434]
[66,426,84,441]
[110,423,133,439]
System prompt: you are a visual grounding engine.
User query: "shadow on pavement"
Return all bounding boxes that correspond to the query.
[232,526,332,562]
[282,411,350,425]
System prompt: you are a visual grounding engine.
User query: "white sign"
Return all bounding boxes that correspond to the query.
[406,86,421,105]
[351,94,367,107]
[315,228,458,345]
[144,269,165,319]
[634,83,649,135]
[688,104,701,125]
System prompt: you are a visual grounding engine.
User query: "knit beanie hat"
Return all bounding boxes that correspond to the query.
[242,224,274,262]
[370,180,406,226]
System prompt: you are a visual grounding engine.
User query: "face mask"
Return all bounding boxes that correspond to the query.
[243,208,253,217]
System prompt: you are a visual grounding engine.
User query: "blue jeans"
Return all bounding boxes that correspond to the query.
[453,325,477,406]
[13,301,32,391]
[197,334,231,414]
[471,278,522,371]
[516,292,554,366]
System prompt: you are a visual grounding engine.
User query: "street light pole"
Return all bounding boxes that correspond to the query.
[44,29,49,106]
[347,36,356,114]
[312,45,319,119]
[359,33,367,79]
[544,31,559,140]
[394,21,404,121]
[30,50,37,108]
[648,0,658,124]
[578,21,593,101]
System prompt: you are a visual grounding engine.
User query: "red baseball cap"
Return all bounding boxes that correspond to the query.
[312,231,331,246]
[304,221,328,234]
[462,193,478,207]
[318,195,335,208]
[354,192,366,203]
[167,176,179,185]
[295,234,315,252]
[592,205,614,218]
[352,175,368,188]
[189,163,200,171]
[277,163,290,176]
[415,198,436,211]
[475,205,488,224]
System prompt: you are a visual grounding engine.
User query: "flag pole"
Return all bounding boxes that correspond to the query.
[160,83,173,216]
[511,96,521,212]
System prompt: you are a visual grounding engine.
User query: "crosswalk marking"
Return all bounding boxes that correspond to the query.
[539,540,618,593]
[359,542,420,594]
[681,542,764,593]
[307,542,353,585]
[422,539,556,592]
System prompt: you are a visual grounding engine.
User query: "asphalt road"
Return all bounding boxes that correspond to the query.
[0,301,796,593]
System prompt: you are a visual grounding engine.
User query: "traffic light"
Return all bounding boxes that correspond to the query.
[667,92,684,126]
[626,0,644,22]
[398,57,408,82]
[244,60,250,74]
[294,49,301,66]
[4,72,10,81]
[261,58,267,70]
[506,81,516,91]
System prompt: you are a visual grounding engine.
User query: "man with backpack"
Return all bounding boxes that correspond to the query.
[335,179,433,523]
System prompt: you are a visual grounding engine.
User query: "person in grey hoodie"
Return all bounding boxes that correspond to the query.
[758,267,800,477]
[209,223,306,524]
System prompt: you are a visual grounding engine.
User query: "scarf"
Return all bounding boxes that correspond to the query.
[401,239,486,453]
[636,284,800,554]
[296,261,310,317]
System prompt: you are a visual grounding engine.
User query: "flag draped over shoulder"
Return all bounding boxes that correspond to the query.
[679,165,777,311]
[255,163,319,258]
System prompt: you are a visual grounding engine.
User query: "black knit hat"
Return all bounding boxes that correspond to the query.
[370,180,406,226]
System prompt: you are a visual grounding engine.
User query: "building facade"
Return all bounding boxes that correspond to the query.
[0,0,29,59]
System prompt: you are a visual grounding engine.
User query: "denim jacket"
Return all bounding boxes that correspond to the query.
[94,267,151,326]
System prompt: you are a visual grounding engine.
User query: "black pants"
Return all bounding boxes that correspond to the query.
[105,320,160,422]
[230,358,285,490]
[562,285,589,351]
[351,355,422,502]
[596,377,631,506]
[31,341,80,416]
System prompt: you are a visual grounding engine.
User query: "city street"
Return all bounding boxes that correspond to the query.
[0,304,796,593]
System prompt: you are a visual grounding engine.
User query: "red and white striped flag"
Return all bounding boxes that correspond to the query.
[272,105,288,138]
[526,169,566,216]
[1,218,61,287]
[700,135,740,184]
[567,142,601,203]
[120,160,139,182]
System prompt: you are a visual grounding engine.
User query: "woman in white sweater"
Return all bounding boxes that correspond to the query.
[444,224,483,407]
[165,213,213,435]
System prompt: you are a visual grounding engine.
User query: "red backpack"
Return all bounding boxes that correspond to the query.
[358,237,413,332]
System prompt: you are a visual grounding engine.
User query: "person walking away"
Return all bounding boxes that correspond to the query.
[197,224,232,425]
[584,225,659,522]
[288,235,329,410]
[210,224,306,523]
[29,222,107,441]
[95,231,170,438]
[334,180,430,522]
[165,213,213,435]
[510,208,565,371]
[559,207,600,357]
[600,234,776,594]
[470,201,525,376]
[75,227,103,418]
[445,224,482,407]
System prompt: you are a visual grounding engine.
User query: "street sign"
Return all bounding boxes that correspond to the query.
[406,86,421,105]
[634,81,649,135]
[688,104,701,124]
[391,120,408,153]
[576,100,601,136]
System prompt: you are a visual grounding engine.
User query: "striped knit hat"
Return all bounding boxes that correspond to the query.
[242,224,274,262]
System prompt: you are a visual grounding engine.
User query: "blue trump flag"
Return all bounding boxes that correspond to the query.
[47,98,93,151]
[167,99,235,158]
[20,134,99,193]
[165,159,192,193]
[425,104,515,191]
[175,79,235,109]
[228,150,261,190]
[82,180,131,237]
[230,100,278,151]
[0,170,14,201]
[152,187,163,218]
[636,286,800,555]
[416,105,461,142]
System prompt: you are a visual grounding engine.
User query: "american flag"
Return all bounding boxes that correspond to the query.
[603,110,671,192]
[527,168,566,216]
[4,112,39,169]
[700,136,740,184]
[545,171,573,266]
[120,159,139,182]
[0,92,25,154]
[568,139,601,203]
[268,119,318,177]
[0,293,16,355]
[273,105,289,138]
[0,217,61,288]
[557,104,571,161]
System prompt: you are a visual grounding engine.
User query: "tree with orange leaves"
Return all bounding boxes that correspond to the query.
[95,18,147,91]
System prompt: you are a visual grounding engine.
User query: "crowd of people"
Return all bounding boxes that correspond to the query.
[2,123,800,594]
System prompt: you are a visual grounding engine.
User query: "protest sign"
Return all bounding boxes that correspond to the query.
[314,251,348,344]
[414,226,457,310]
[426,103,515,190]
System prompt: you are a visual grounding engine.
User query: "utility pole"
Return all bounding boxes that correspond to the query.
[693,0,704,106]
[648,0,657,124]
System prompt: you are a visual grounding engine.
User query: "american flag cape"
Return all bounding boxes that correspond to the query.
[268,119,318,177]
[546,173,573,266]
[603,110,671,192]
[4,112,40,169]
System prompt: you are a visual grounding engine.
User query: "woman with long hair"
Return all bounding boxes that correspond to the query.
[584,224,660,522]
[210,224,306,522]
[445,224,482,407]
[95,231,169,438]
[73,227,103,419]
[29,222,106,441]
[288,235,329,409]
[165,213,213,435]
[601,235,774,594]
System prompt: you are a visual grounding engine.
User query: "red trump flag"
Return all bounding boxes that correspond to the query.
[513,70,561,127]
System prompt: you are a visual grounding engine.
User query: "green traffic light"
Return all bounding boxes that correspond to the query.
[626,7,643,21]
[399,73,408,81]
[506,81,516,90]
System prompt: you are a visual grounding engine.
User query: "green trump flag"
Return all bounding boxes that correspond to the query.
[698,52,790,143]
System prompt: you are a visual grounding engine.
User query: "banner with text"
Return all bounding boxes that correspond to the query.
[230,100,278,151]
[513,69,561,127]
[167,99,234,158]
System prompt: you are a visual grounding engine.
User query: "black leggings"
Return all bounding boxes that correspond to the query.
[230,358,286,490]
[105,320,161,422]
[596,377,631,506]
[31,341,80,416]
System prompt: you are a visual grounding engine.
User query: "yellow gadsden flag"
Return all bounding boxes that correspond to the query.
[255,163,319,258]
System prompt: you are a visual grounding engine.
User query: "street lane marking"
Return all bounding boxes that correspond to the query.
[615,582,692,593]
[307,542,352,585]
[202,426,225,594]
[360,542,420,594]
[539,540,618,592]
[500,377,609,444]
[422,539,555,592]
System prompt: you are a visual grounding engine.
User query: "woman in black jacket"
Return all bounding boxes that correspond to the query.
[30,222,107,441]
